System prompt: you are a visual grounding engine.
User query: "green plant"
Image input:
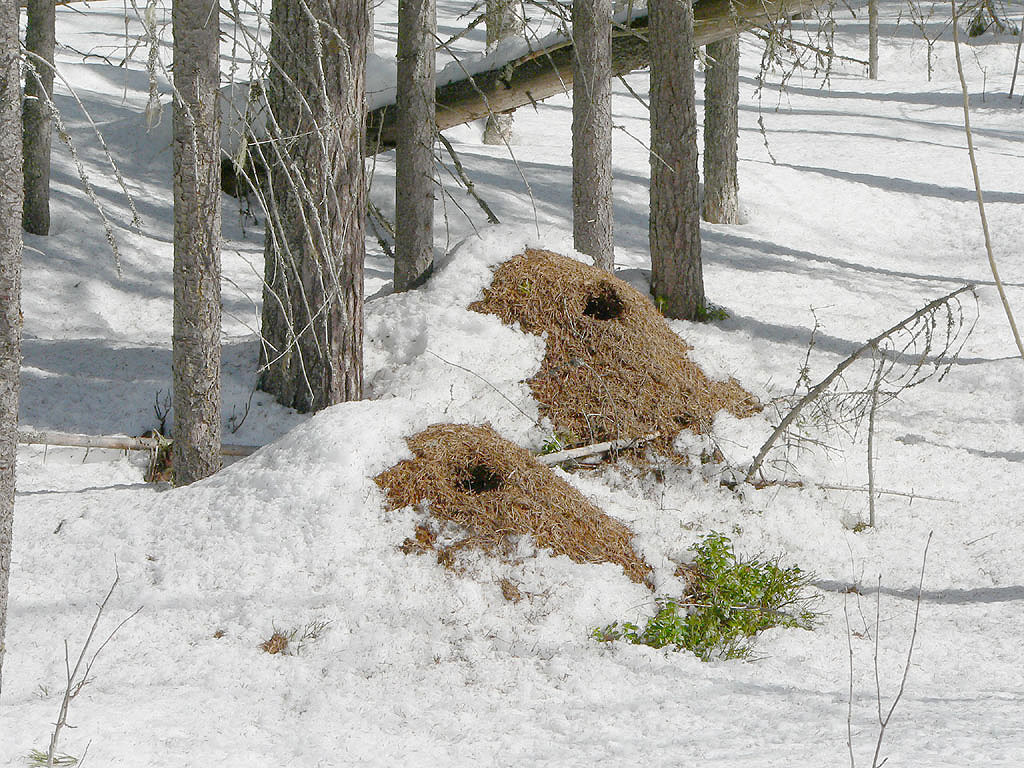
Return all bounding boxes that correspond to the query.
[539,430,579,455]
[593,533,817,660]
[652,297,729,323]
[695,302,730,322]
[260,618,332,656]
[25,749,78,767]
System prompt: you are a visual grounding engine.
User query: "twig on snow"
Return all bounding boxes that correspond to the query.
[45,567,142,768]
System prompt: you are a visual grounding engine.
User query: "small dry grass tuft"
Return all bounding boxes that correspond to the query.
[376,423,651,584]
[499,577,523,603]
[470,249,760,455]
[259,631,290,655]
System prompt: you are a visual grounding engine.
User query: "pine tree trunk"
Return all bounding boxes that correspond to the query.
[22,0,54,235]
[0,0,24,693]
[482,0,522,144]
[571,0,614,271]
[259,0,366,411]
[702,34,739,225]
[394,0,436,291]
[648,0,704,320]
[868,0,878,79]
[172,0,222,484]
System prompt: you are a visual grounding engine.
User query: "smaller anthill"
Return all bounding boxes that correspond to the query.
[375,423,651,584]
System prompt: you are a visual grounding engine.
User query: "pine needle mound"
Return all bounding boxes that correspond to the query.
[375,423,651,584]
[469,249,760,453]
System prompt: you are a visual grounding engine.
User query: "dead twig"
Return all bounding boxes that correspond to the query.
[437,131,501,224]
[869,532,932,767]
[45,568,142,768]
[951,1,1024,361]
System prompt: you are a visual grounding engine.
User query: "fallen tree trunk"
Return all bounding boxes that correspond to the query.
[18,429,259,457]
[367,0,823,151]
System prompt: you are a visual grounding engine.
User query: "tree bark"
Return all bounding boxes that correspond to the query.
[702,34,739,225]
[172,0,222,484]
[648,0,704,320]
[868,0,878,79]
[571,0,614,271]
[22,0,55,235]
[259,0,366,412]
[394,0,436,291]
[482,0,522,144]
[0,0,24,693]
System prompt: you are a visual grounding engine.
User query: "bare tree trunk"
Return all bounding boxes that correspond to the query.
[0,0,24,693]
[702,34,739,225]
[572,0,615,271]
[868,0,878,79]
[482,0,522,144]
[259,0,366,411]
[22,0,54,235]
[648,0,704,320]
[394,0,435,291]
[172,0,222,484]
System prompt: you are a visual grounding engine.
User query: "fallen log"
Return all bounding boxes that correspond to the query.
[367,0,824,151]
[18,429,260,457]
[536,433,659,466]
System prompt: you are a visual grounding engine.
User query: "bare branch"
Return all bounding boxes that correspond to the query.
[745,285,977,484]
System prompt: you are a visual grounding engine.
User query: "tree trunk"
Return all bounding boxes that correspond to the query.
[482,0,522,144]
[22,0,54,235]
[172,0,222,484]
[702,34,739,225]
[571,0,614,271]
[0,0,24,693]
[259,0,366,412]
[648,0,704,320]
[868,0,878,79]
[394,0,436,291]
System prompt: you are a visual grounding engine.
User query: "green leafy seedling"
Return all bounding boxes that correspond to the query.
[594,533,818,661]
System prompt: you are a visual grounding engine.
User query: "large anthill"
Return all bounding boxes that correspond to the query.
[469,249,759,454]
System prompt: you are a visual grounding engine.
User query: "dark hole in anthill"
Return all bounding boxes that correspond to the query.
[459,464,504,494]
[584,283,625,321]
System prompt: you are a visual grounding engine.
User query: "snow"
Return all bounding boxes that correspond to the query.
[4,0,1024,765]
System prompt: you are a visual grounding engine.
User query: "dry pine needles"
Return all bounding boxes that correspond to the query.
[375,423,651,584]
[470,249,760,455]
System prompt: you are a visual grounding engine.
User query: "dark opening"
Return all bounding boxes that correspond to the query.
[220,155,268,199]
[584,283,625,321]
[459,464,504,494]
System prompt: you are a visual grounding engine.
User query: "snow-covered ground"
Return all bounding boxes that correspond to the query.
[3,1,1024,765]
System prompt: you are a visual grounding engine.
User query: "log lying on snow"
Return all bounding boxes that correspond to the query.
[17,429,657,466]
[18,429,259,457]
[367,0,823,151]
